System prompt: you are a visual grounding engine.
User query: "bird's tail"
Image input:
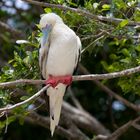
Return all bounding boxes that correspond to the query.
[47,83,66,136]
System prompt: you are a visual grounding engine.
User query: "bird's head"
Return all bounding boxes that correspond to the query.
[39,13,63,46]
[39,13,63,31]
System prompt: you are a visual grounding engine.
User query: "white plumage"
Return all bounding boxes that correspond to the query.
[39,13,81,136]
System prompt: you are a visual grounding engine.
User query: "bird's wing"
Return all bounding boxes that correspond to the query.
[39,37,50,79]
[74,36,82,71]
[39,37,50,112]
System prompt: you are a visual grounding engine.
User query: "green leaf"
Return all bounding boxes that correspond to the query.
[44,8,52,13]
[113,0,126,10]
[120,57,131,64]
[20,96,29,101]
[35,24,40,29]
[134,9,140,21]
[136,58,140,64]
[19,117,25,125]
[101,61,109,71]
[109,54,118,60]
[121,48,130,57]
[119,20,129,28]
[135,45,140,52]
[8,59,14,64]
[56,0,64,4]
[102,4,110,10]
[127,1,136,7]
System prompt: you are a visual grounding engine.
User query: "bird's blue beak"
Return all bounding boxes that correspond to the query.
[41,24,52,46]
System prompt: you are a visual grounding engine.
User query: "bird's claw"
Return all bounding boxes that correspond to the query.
[45,75,72,88]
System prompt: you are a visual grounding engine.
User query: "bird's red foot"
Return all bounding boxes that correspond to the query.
[45,75,72,88]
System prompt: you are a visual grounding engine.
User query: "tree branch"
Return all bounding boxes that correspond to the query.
[0,79,44,88]
[0,21,25,38]
[73,65,140,81]
[95,80,140,111]
[94,116,140,140]
[63,102,110,135]
[0,64,140,113]
[25,109,91,140]
[31,96,110,136]
[25,111,76,139]
[108,116,140,140]
[1,64,140,88]
[22,0,140,26]
[79,64,140,112]
[0,85,50,113]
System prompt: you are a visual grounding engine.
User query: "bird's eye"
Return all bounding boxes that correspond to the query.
[41,24,52,32]
[41,24,48,30]
[41,27,45,32]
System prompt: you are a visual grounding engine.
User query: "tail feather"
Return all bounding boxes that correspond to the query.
[50,117,56,136]
[47,83,66,136]
[54,94,63,126]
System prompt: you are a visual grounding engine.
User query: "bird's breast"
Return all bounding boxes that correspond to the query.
[46,34,77,76]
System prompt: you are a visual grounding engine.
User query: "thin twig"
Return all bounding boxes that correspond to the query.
[4,112,8,133]
[0,85,50,113]
[1,65,140,88]
[22,0,140,26]
[81,35,105,54]
[73,65,140,81]
[0,79,45,88]
[132,123,140,130]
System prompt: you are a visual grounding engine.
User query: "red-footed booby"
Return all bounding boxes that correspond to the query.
[39,13,81,136]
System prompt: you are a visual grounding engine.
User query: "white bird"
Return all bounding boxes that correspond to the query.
[39,13,81,136]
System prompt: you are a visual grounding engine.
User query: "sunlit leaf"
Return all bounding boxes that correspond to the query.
[119,20,129,28]
[102,4,110,10]
[44,8,52,13]
[16,40,29,44]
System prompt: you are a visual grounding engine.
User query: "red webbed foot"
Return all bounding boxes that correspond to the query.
[45,75,72,88]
